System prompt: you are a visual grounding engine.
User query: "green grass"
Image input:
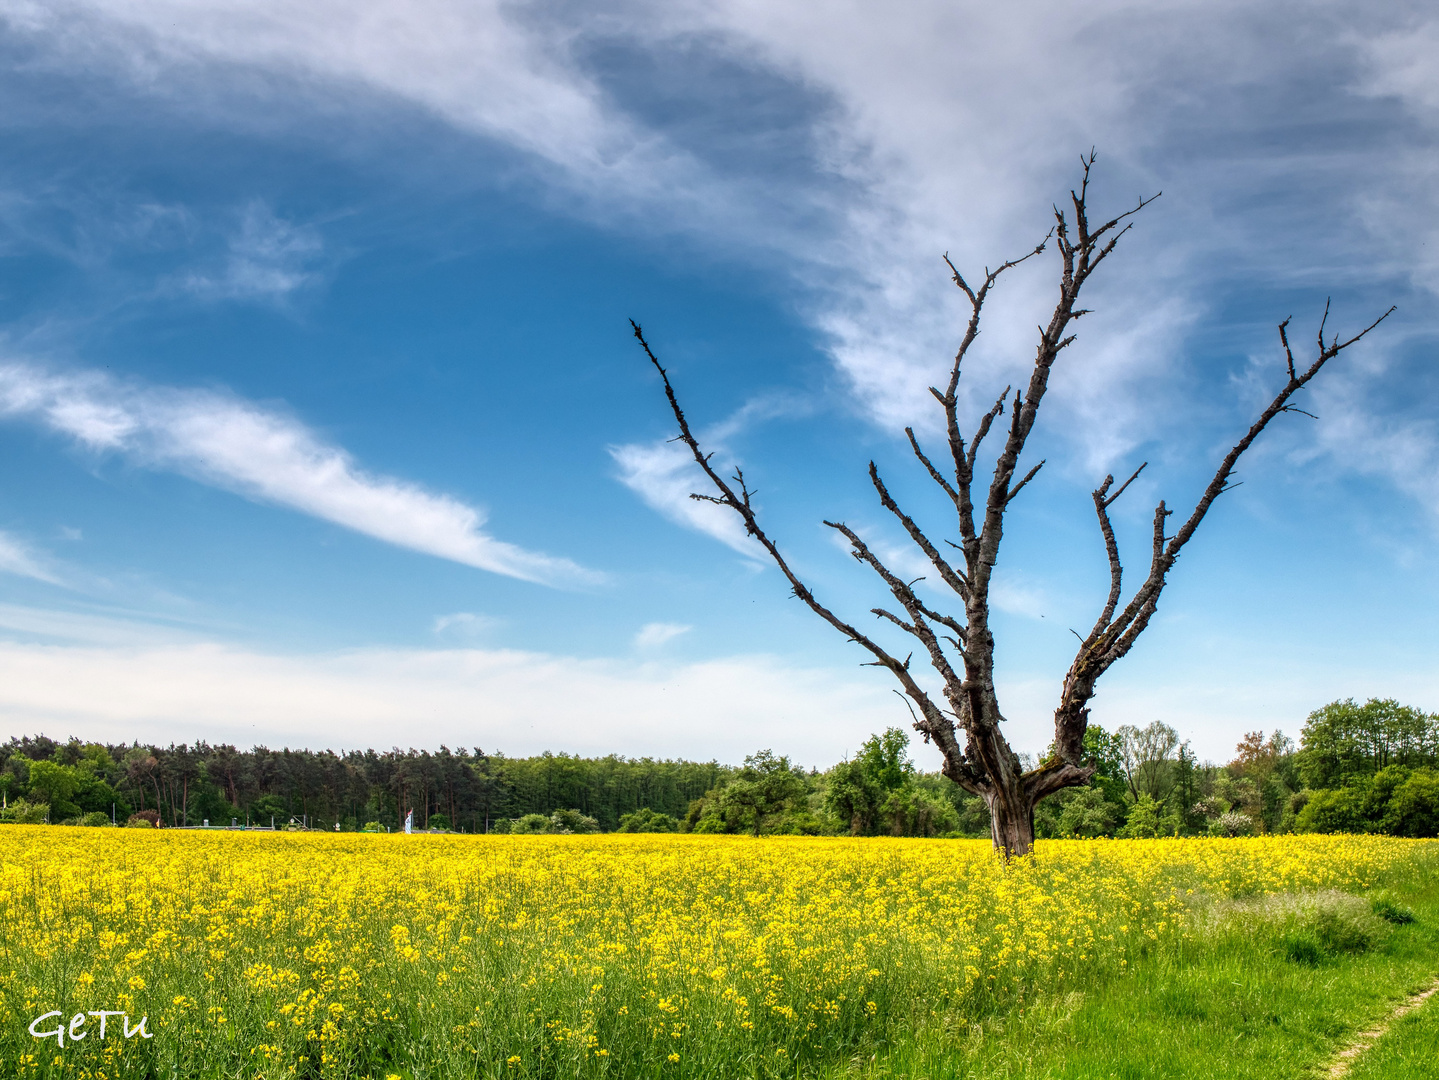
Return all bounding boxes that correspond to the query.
[827,881,1439,1079]
[1347,991,1439,1079]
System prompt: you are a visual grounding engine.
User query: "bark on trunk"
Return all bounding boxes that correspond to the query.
[986,789,1036,857]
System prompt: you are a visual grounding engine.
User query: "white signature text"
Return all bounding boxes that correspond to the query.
[28,1010,151,1047]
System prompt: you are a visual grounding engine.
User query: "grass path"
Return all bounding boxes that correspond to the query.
[1337,977,1439,1079]
[1328,978,1439,1077]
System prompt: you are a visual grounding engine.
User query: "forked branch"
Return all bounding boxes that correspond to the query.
[1057,303,1395,750]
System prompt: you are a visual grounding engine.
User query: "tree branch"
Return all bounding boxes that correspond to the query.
[631,320,977,783]
[868,462,971,599]
[1005,458,1046,506]
[906,427,961,509]
[824,519,966,683]
[1085,462,1147,640]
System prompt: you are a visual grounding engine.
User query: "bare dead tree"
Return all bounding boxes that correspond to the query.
[632,154,1392,856]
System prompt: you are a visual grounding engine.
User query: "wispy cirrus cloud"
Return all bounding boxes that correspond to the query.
[176,201,323,302]
[610,394,803,556]
[3,0,1436,520]
[0,0,706,218]
[634,621,690,649]
[432,611,502,641]
[609,436,758,555]
[0,184,321,306]
[0,362,599,585]
[0,530,64,584]
[1309,372,1439,521]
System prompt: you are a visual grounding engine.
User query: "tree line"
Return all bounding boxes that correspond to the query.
[1024,697,1439,839]
[0,739,726,833]
[2,696,1435,837]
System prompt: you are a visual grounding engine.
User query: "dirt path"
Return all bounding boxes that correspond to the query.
[1326,979,1439,1078]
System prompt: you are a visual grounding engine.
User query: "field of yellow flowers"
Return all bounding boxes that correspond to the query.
[0,830,1435,1080]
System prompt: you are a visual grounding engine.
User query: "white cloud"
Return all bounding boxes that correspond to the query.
[990,579,1053,622]
[1312,380,1439,520]
[3,0,1434,535]
[0,627,903,766]
[0,361,599,585]
[610,436,759,555]
[0,602,196,645]
[178,201,322,302]
[432,611,501,641]
[11,0,1425,477]
[1356,19,1439,120]
[634,621,690,649]
[8,0,1175,454]
[0,600,1422,765]
[0,531,64,584]
[611,394,807,555]
[0,0,708,218]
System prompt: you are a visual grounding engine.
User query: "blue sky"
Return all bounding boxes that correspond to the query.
[0,0,1435,766]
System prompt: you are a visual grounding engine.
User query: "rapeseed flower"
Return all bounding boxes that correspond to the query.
[0,830,1428,1079]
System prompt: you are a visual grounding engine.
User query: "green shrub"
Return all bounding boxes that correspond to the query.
[1053,786,1121,838]
[1383,768,1439,837]
[549,808,600,834]
[1296,786,1364,833]
[427,813,451,831]
[125,810,160,828]
[509,813,553,835]
[361,821,385,833]
[80,811,112,827]
[690,813,727,834]
[616,808,679,833]
[877,787,959,837]
[1118,795,1165,838]
[771,809,829,835]
[2,799,51,825]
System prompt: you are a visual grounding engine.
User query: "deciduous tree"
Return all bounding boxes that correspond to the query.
[721,750,809,836]
[26,760,81,819]
[1298,698,1438,789]
[1117,721,1181,803]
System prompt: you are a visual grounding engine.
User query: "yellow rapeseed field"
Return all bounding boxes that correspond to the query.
[0,830,1429,1079]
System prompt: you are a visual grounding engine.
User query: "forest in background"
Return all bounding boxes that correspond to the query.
[1,697,1436,837]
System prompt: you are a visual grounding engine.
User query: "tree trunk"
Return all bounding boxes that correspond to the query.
[986,789,1036,857]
